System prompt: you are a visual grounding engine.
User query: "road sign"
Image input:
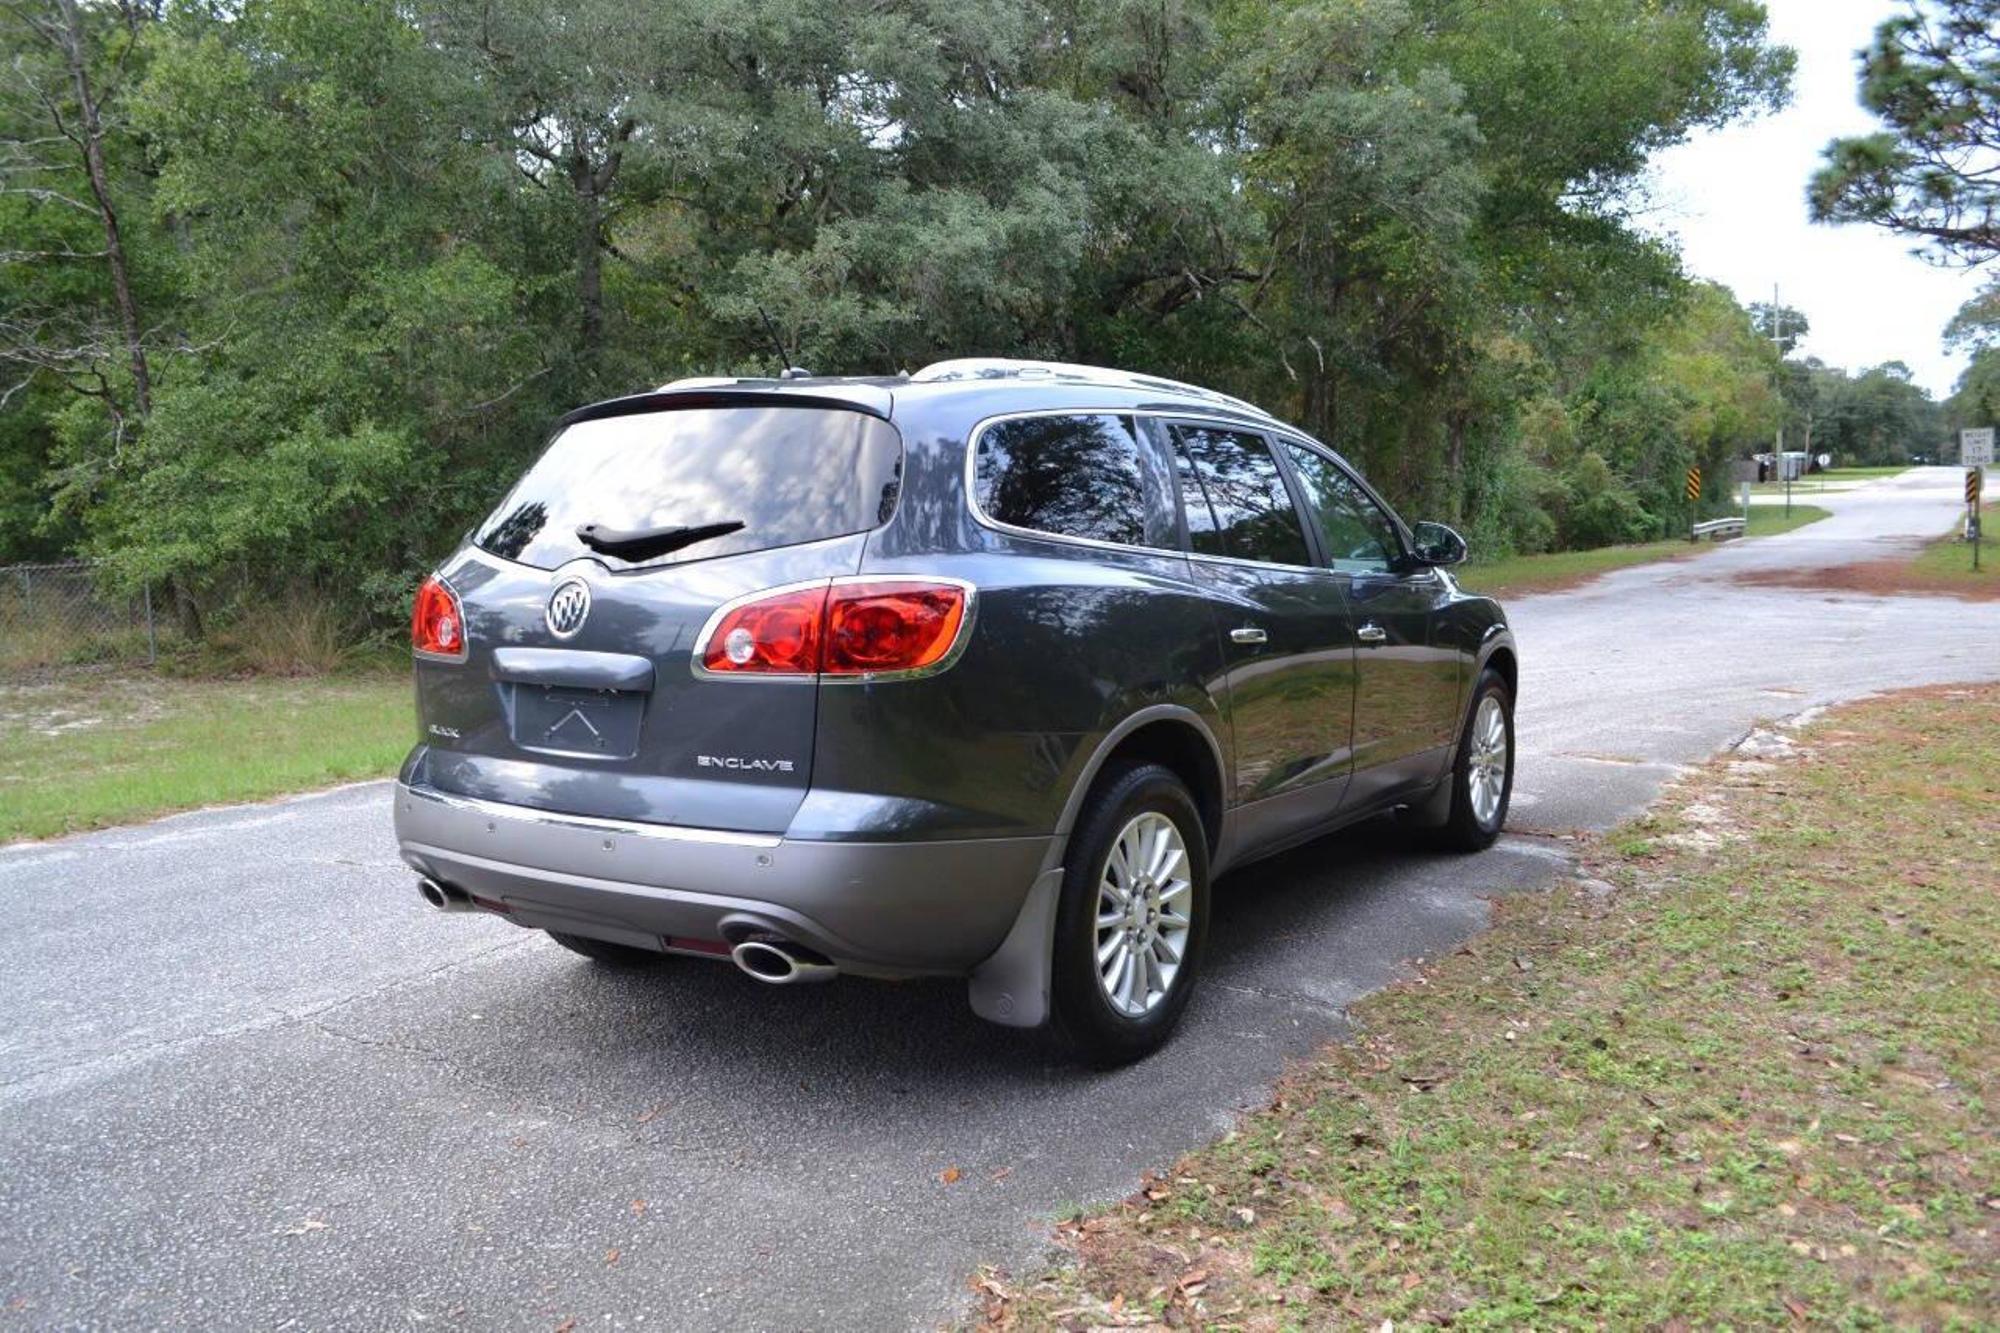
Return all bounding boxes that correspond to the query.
[1971,467,1985,506]
[1685,466,1701,503]
[1963,427,1995,467]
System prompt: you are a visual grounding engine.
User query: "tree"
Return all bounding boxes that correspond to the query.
[0,0,160,423]
[1809,0,2000,262]
[0,0,1809,627]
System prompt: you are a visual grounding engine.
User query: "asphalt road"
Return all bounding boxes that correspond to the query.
[5,467,1997,1330]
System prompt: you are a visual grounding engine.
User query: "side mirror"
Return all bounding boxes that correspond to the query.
[1410,521,1468,567]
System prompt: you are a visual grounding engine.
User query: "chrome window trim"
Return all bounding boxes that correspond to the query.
[965,407,1339,573]
[688,573,980,685]
[1266,430,1416,566]
[962,407,1398,582]
[402,783,784,848]
[1157,414,1328,573]
[963,408,1188,560]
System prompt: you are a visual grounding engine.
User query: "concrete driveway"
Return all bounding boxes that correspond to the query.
[4,467,1996,1329]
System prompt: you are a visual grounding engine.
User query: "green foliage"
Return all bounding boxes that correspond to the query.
[1809,0,2000,262]
[0,0,1817,631]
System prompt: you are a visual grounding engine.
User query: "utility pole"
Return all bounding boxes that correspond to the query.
[1770,284,1789,518]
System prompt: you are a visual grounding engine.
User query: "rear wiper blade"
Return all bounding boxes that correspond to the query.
[575,519,746,562]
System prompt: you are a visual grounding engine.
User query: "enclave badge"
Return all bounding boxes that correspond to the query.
[545,578,592,639]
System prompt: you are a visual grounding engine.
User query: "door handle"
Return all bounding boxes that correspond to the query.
[1356,622,1388,644]
[1229,626,1268,645]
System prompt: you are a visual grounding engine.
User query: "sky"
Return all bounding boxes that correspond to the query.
[1644,0,1980,399]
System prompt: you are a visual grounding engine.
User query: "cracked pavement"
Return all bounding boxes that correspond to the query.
[3,467,1997,1329]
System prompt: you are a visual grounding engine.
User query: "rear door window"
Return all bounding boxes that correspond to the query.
[1170,424,1312,566]
[973,413,1177,549]
[1280,442,1404,573]
[476,406,904,571]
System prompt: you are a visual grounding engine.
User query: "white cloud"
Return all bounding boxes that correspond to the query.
[1642,0,1983,398]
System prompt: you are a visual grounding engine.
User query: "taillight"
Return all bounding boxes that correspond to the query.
[696,578,971,679]
[412,575,467,661]
[699,584,828,675]
[824,582,967,675]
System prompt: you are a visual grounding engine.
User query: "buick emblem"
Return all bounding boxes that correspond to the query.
[545,578,592,639]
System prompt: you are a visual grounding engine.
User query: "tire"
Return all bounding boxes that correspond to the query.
[1049,762,1211,1067]
[1428,667,1514,852]
[546,931,665,967]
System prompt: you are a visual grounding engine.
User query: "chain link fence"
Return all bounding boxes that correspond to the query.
[0,562,157,674]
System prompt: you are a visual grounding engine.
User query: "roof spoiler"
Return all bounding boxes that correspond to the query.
[559,383,894,427]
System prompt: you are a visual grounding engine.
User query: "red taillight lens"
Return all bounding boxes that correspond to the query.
[699,585,828,674]
[824,582,967,675]
[412,576,466,660]
[697,579,970,678]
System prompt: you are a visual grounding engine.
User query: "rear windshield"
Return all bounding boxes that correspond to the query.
[475,406,904,570]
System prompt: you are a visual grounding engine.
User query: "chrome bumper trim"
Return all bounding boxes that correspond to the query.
[401,784,782,849]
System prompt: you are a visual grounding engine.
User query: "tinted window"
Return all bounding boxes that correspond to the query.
[1281,442,1401,573]
[476,406,903,571]
[1171,425,1311,566]
[974,414,1175,548]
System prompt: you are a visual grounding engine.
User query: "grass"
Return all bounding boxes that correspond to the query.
[1819,465,1915,479]
[1907,501,1999,591]
[1460,504,1831,599]
[978,685,1999,1330]
[0,670,414,843]
[1750,465,1912,497]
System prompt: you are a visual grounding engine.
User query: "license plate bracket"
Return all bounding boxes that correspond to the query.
[510,685,645,760]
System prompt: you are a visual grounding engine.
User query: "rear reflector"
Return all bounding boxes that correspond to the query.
[665,935,734,957]
[696,577,972,679]
[412,575,467,661]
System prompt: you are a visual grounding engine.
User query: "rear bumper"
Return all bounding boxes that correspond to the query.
[392,783,1050,976]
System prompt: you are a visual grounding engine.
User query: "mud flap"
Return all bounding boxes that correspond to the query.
[966,866,1065,1028]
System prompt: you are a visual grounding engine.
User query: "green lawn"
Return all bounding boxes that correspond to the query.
[1459,504,1831,599]
[982,686,1998,1329]
[1750,465,1911,497]
[1820,465,1912,479]
[0,671,414,843]
[1907,500,1998,591]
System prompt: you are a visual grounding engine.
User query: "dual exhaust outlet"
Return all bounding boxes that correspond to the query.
[415,878,836,985]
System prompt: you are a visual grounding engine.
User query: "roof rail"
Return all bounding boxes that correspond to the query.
[909,358,1273,420]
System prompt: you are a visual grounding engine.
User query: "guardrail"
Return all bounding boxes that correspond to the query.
[1689,517,1746,543]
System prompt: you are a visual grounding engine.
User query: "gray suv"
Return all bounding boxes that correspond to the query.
[395,359,1516,1063]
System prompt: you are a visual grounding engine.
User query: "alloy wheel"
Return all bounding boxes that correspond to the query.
[1468,694,1509,827]
[1093,811,1194,1018]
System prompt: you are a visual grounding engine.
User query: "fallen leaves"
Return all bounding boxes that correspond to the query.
[939,1166,963,1185]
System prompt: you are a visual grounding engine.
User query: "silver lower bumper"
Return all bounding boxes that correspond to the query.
[392,784,1050,977]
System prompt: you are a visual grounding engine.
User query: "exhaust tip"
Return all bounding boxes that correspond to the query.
[730,937,838,985]
[731,939,797,983]
[417,877,473,912]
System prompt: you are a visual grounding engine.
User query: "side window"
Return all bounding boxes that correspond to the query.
[974,414,1176,549]
[1281,442,1402,573]
[1171,424,1312,567]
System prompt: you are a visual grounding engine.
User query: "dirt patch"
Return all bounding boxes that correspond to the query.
[1735,559,2000,601]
